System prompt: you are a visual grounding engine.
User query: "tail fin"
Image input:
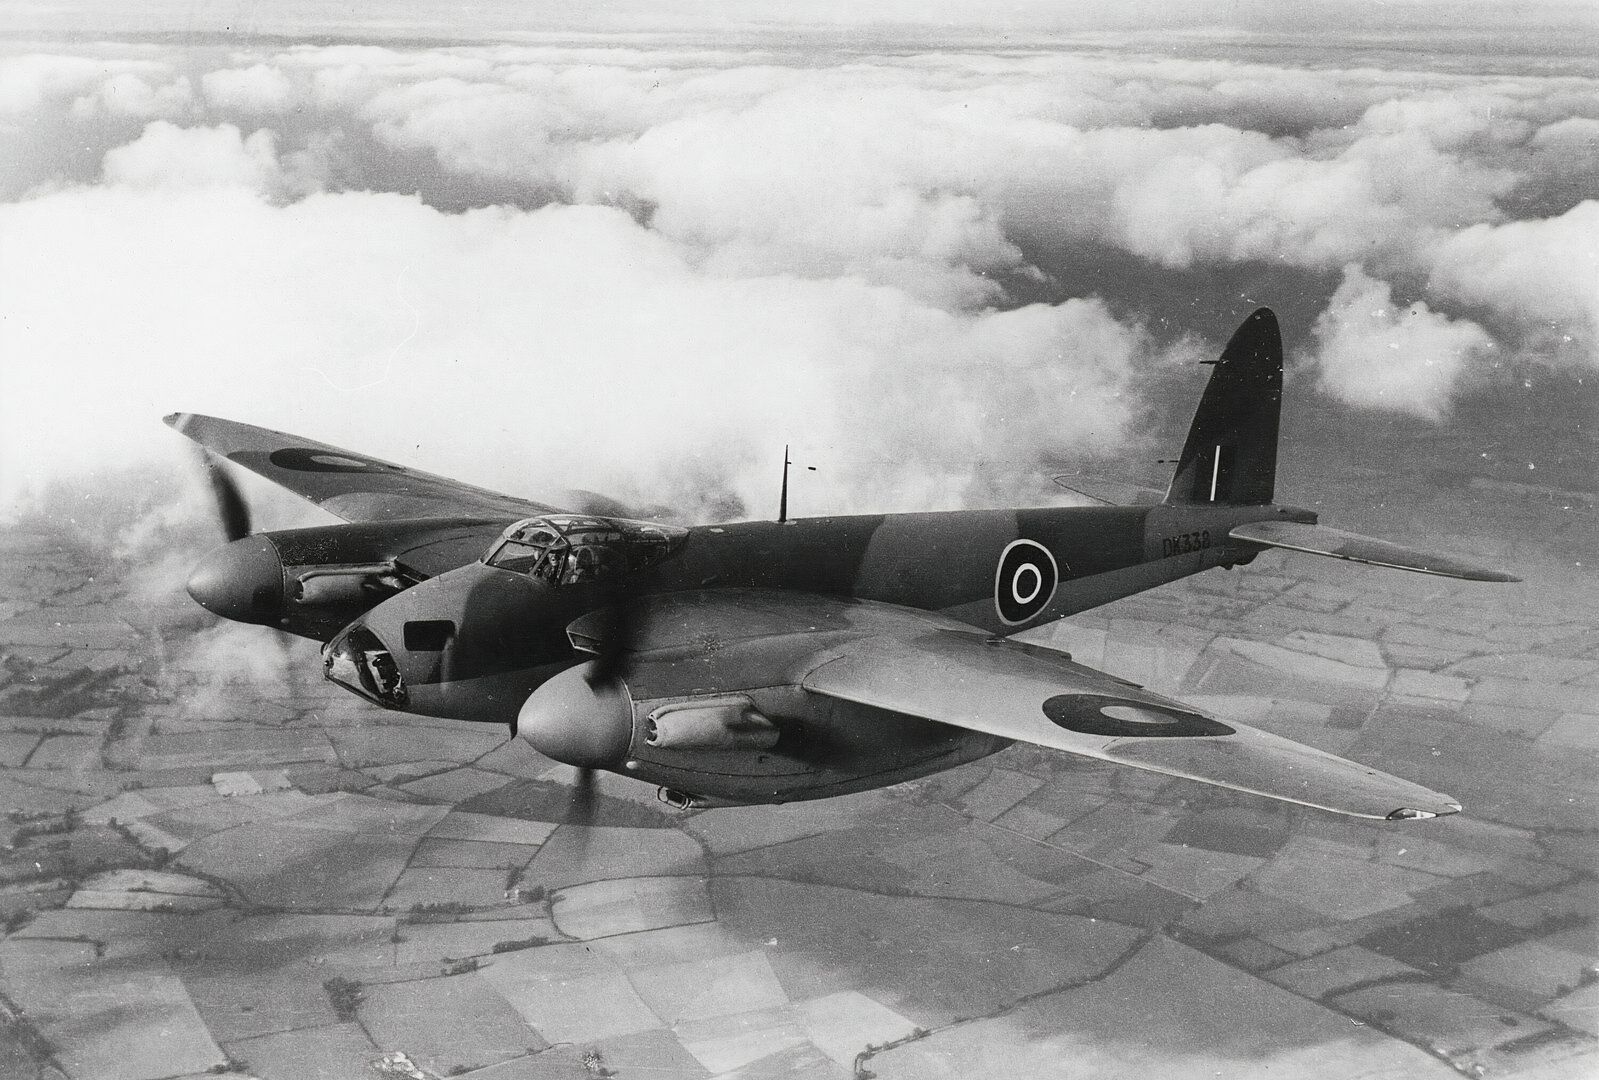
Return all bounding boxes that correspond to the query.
[1165,308,1282,506]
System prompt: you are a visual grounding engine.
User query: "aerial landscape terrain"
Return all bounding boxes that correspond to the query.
[2,2,1597,1076]
[0,437,1594,1078]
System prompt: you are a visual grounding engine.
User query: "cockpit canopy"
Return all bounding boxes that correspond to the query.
[483,515,686,586]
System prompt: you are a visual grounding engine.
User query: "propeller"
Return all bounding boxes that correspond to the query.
[574,595,634,869]
[566,765,598,864]
[582,593,638,690]
[571,578,653,863]
[569,766,597,821]
[195,447,252,542]
[582,565,661,691]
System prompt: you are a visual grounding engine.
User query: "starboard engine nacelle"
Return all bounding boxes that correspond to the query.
[187,519,503,639]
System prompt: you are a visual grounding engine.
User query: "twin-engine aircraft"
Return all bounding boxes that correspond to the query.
[171,310,1515,821]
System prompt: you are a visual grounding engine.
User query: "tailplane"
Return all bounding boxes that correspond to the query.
[1229,521,1519,582]
[1165,308,1281,507]
[1148,309,1517,582]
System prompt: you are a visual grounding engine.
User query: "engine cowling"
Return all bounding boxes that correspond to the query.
[517,673,785,769]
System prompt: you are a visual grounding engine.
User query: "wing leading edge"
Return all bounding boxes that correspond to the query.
[166,413,568,524]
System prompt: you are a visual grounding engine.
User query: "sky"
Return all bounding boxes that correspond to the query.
[0,8,1595,543]
[8,0,1597,36]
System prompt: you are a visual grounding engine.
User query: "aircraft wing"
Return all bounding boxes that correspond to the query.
[592,589,1460,820]
[166,413,572,523]
[801,629,1459,820]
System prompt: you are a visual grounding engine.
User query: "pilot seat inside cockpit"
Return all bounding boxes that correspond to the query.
[482,515,685,586]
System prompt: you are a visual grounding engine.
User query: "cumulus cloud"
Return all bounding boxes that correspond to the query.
[2,33,1596,527]
[201,64,299,114]
[1427,199,1599,364]
[72,71,193,119]
[1310,265,1494,420]
[0,53,168,116]
[0,173,1131,518]
[101,122,285,190]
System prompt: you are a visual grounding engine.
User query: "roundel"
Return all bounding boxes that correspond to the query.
[995,539,1058,625]
[269,448,403,474]
[1040,694,1234,738]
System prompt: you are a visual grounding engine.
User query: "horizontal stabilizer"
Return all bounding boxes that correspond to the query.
[1230,521,1518,582]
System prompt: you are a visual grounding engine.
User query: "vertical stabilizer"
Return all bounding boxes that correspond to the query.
[1165,308,1282,506]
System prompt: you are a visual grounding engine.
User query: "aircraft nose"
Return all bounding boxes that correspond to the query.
[518,663,635,768]
[186,535,285,624]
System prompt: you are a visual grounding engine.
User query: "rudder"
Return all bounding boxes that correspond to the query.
[1164,308,1282,506]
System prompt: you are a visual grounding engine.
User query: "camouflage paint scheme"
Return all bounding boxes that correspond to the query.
[346,502,1292,708]
[170,310,1512,817]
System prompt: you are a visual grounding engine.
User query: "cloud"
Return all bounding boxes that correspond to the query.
[0,52,166,115]
[0,171,1135,519]
[201,63,299,114]
[1427,199,1599,364]
[1310,265,1494,420]
[2,34,1596,528]
[101,121,285,190]
[72,70,193,119]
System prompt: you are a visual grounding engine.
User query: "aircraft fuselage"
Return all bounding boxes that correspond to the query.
[328,501,1315,733]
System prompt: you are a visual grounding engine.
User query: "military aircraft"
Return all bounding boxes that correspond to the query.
[170,309,1515,822]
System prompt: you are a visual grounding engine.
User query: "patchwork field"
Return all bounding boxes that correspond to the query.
[0,487,1594,1079]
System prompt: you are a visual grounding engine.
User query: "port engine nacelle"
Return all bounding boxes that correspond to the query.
[516,661,1006,808]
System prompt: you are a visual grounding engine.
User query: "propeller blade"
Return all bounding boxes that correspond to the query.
[583,588,640,689]
[570,767,596,822]
[567,766,596,863]
[196,448,252,542]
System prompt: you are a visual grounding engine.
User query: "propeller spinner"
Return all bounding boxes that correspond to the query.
[517,661,634,769]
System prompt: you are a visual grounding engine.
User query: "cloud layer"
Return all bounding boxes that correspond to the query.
[2,35,1595,524]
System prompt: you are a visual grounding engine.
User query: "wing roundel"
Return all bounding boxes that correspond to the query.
[801,629,1461,820]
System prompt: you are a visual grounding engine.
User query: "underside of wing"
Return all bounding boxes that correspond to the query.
[572,589,1460,820]
[801,631,1460,819]
[166,413,569,523]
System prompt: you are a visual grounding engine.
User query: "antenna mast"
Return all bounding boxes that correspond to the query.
[778,444,790,523]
